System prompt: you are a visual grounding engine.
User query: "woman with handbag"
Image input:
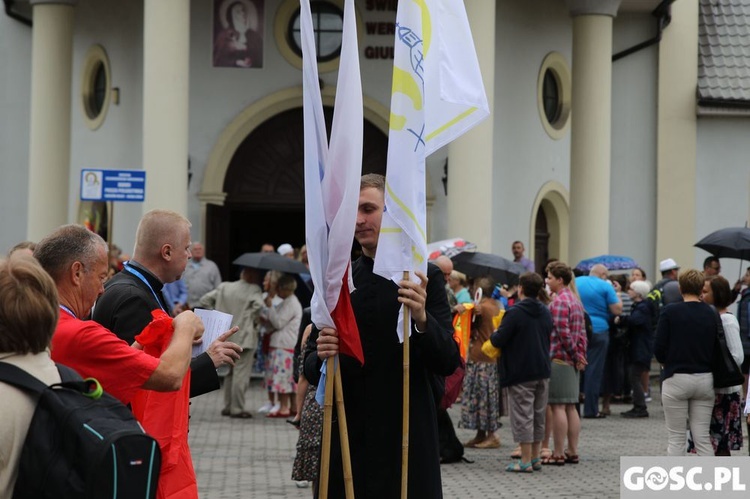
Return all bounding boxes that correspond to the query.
[654,269,718,456]
[703,275,744,455]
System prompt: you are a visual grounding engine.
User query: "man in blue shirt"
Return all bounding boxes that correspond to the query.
[576,264,622,418]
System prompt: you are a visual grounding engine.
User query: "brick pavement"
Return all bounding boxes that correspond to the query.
[188,378,682,498]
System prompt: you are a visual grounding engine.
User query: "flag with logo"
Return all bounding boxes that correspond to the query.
[373,0,489,341]
[302,0,364,368]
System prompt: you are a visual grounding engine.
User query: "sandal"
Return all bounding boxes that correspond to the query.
[505,460,533,473]
[564,450,579,464]
[530,457,543,471]
[541,454,566,466]
[540,448,552,459]
[510,446,522,459]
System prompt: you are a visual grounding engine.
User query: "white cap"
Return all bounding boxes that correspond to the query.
[277,243,294,257]
[659,258,680,272]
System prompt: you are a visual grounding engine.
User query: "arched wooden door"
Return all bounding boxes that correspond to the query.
[207,106,388,277]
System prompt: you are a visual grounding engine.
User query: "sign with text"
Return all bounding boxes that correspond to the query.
[80,169,146,202]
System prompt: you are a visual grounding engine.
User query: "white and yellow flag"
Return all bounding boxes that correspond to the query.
[373,0,489,341]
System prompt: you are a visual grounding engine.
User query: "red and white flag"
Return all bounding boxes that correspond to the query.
[302,0,364,365]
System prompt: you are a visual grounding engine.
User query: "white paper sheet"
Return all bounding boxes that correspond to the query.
[192,308,233,357]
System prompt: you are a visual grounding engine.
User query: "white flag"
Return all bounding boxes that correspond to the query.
[373,0,489,342]
[302,0,364,366]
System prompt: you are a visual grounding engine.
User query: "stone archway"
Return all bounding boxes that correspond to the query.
[530,181,570,268]
[200,87,390,276]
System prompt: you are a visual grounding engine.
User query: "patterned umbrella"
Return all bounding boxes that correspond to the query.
[575,255,639,272]
[427,238,477,260]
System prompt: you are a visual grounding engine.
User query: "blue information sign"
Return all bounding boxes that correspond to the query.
[80,169,146,202]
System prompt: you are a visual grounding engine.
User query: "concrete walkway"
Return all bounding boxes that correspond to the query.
[188,378,692,498]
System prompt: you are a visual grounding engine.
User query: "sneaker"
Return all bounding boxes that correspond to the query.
[644,393,652,403]
[621,408,649,418]
[257,403,273,413]
[295,481,310,488]
[270,402,281,414]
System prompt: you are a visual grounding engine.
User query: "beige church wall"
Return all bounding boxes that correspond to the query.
[0,15,33,253]
[491,0,572,261]
[68,0,145,250]
[695,118,750,283]
[610,12,659,276]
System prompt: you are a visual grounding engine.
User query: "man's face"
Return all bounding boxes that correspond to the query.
[355,187,384,257]
[169,227,192,282]
[191,243,205,261]
[260,244,274,253]
[512,243,524,259]
[704,261,721,276]
[82,245,109,311]
[743,269,750,286]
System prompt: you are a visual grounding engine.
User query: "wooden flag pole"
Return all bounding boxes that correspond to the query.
[401,270,411,499]
[319,356,336,499]
[334,357,355,499]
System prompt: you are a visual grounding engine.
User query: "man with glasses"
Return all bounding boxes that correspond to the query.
[703,256,722,277]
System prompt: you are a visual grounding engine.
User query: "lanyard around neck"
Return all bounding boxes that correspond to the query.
[124,263,166,312]
[59,304,76,319]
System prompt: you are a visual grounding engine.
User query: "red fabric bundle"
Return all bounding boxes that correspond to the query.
[132,310,197,499]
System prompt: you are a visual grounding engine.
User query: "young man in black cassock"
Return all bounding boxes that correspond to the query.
[304,174,461,499]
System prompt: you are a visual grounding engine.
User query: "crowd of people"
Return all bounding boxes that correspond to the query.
[2,183,750,497]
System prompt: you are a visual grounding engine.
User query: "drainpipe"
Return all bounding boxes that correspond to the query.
[4,0,32,26]
[612,0,675,62]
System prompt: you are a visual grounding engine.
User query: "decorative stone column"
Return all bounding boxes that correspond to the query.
[566,0,620,265]
[26,0,76,241]
[446,0,495,252]
[142,0,190,215]
[655,0,698,276]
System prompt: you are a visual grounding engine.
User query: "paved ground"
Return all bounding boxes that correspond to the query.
[187,376,711,498]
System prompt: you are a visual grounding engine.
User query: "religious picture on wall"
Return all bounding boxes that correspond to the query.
[213,0,264,68]
[77,200,111,243]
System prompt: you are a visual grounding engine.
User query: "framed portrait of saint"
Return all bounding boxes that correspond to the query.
[213,0,265,68]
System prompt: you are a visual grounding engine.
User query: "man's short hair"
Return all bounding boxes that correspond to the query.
[519,272,543,299]
[512,241,524,248]
[706,275,733,310]
[0,254,59,354]
[34,224,107,283]
[546,262,572,285]
[678,269,704,297]
[360,173,385,192]
[277,273,298,292]
[135,209,191,256]
[703,256,719,269]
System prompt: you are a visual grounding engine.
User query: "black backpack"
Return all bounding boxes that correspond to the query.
[646,285,665,330]
[0,362,161,499]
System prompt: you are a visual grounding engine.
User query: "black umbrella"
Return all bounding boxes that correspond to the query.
[694,227,750,261]
[450,251,527,285]
[232,252,310,274]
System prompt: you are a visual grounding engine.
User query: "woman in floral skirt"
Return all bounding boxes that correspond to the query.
[460,277,503,448]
